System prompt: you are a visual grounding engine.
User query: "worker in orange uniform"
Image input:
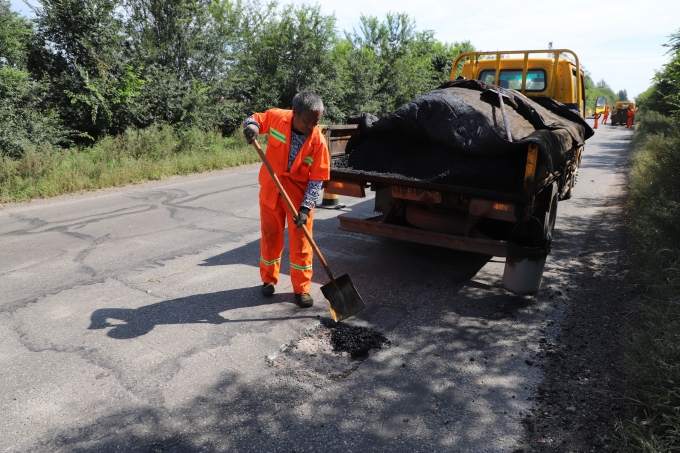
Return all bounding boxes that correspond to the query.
[626,107,635,128]
[602,105,610,125]
[243,92,330,308]
[593,111,600,129]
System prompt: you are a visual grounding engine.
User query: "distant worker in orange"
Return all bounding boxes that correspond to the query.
[593,111,601,129]
[602,105,610,125]
[626,107,635,128]
[243,92,330,308]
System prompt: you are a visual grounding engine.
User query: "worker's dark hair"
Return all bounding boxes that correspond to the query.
[292,91,324,115]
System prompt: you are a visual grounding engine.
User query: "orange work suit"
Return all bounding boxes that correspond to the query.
[602,106,610,124]
[626,109,635,128]
[252,109,330,294]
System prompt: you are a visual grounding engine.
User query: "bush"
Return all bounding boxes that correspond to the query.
[0,125,259,204]
[0,67,71,158]
[623,110,680,451]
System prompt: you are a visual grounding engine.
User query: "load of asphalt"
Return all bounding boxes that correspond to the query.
[322,319,391,358]
[333,79,594,194]
[333,135,527,193]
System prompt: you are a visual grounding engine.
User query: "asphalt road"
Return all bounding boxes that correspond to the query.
[0,121,632,453]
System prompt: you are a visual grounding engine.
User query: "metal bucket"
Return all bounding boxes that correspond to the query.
[502,234,550,296]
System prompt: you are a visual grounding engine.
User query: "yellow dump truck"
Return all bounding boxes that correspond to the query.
[610,101,635,126]
[595,96,607,115]
[321,49,593,294]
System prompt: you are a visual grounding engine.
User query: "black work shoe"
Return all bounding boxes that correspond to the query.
[262,283,275,297]
[295,293,313,308]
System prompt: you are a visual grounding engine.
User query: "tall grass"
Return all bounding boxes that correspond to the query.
[0,125,260,204]
[620,110,680,451]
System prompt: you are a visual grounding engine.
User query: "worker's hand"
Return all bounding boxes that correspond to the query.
[243,124,259,144]
[294,207,310,228]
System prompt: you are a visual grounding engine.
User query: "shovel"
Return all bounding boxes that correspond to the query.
[252,140,365,322]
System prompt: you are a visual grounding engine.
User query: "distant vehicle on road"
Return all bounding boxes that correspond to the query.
[610,101,635,126]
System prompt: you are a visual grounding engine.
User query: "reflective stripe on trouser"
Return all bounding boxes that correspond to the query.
[260,195,314,294]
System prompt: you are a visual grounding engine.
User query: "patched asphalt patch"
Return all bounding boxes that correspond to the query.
[267,320,390,381]
[327,322,390,358]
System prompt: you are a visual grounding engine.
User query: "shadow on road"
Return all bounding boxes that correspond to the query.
[89,286,317,339]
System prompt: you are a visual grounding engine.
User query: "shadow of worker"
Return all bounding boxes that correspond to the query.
[89,286,312,340]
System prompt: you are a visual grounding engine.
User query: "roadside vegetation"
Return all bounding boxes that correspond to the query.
[620,29,680,452]
[0,0,474,204]
[0,126,259,203]
[585,75,622,112]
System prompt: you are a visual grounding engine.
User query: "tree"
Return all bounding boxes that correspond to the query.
[0,66,70,157]
[636,28,680,116]
[339,13,474,117]
[617,89,628,101]
[584,74,618,112]
[0,0,71,157]
[226,3,344,122]
[30,0,142,139]
[0,0,33,68]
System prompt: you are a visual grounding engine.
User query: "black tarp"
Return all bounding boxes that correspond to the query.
[334,79,593,193]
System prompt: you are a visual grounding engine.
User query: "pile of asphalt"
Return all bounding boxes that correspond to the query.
[327,323,391,358]
[333,132,527,193]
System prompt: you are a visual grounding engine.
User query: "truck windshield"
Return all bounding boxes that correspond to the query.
[479,69,547,91]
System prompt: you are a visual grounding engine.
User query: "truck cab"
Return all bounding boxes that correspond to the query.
[453,49,586,117]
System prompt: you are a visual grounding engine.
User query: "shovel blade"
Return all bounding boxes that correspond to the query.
[321,274,365,322]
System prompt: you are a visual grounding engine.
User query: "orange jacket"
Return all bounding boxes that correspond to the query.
[627,108,635,118]
[252,109,330,210]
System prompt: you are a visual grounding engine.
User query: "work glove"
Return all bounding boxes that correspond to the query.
[243,124,259,144]
[294,207,310,228]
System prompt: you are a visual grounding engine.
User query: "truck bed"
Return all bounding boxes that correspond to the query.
[324,80,591,200]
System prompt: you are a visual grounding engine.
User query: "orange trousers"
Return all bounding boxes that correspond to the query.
[259,195,314,294]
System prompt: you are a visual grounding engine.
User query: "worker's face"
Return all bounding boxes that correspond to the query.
[292,109,322,135]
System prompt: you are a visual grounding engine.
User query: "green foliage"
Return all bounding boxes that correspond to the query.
[0,66,70,158]
[0,0,33,68]
[31,0,135,139]
[6,0,478,155]
[618,89,629,101]
[0,125,259,202]
[622,109,680,451]
[230,3,342,120]
[637,29,680,117]
[338,13,473,117]
[584,74,619,112]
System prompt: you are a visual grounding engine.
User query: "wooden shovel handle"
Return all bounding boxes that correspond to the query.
[252,140,331,270]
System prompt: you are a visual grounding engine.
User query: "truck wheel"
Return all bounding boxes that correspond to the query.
[561,172,575,200]
[543,190,558,242]
[535,183,558,242]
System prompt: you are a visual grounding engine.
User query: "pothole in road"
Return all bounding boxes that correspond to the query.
[267,320,390,381]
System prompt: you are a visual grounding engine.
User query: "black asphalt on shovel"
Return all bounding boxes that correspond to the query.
[252,140,365,322]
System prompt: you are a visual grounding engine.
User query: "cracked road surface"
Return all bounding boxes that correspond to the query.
[0,122,631,453]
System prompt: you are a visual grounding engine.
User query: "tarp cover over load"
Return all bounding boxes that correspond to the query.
[334,79,594,193]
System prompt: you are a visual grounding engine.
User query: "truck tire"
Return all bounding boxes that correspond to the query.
[535,182,558,242]
[405,203,471,235]
[561,172,575,200]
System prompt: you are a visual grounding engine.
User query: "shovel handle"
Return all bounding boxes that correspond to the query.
[252,140,332,273]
